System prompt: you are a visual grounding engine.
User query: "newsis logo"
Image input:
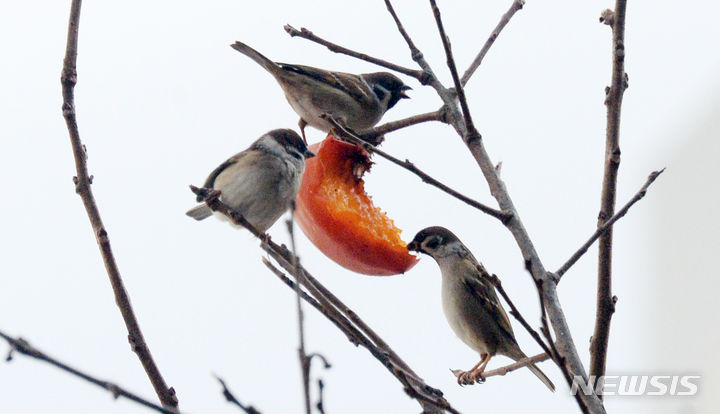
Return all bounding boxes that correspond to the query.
[571,375,700,397]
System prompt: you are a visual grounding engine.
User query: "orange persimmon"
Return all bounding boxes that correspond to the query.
[295,135,418,275]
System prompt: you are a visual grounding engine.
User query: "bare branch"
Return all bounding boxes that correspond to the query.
[482,353,551,379]
[484,273,553,358]
[215,375,262,414]
[264,254,456,414]
[419,1,605,411]
[324,116,510,222]
[535,281,571,385]
[195,191,460,414]
[383,0,463,127]
[262,259,363,345]
[382,1,427,71]
[0,330,181,414]
[591,0,629,397]
[283,24,426,82]
[461,0,526,86]
[61,0,176,408]
[285,205,311,414]
[362,109,447,144]
[315,379,326,414]
[429,0,476,133]
[556,169,663,280]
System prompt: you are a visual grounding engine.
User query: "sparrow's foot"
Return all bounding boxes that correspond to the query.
[452,369,478,385]
[261,232,271,244]
[468,369,486,384]
[451,354,491,386]
[451,369,487,386]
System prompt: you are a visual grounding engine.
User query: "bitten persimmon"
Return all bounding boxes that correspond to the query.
[295,135,418,275]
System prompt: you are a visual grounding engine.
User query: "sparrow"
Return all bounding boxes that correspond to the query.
[186,129,314,232]
[230,41,411,142]
[408,226,555,391]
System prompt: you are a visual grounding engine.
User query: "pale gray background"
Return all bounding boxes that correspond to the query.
[1,1,718,413]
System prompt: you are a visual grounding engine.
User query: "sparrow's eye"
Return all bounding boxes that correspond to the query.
[424,236,441,250]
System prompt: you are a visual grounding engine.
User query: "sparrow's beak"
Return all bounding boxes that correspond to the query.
[303,149,316,159]
[400,85,412,99]
[407,240,420,252]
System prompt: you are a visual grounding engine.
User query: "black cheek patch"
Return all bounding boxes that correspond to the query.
[372,85,387,101]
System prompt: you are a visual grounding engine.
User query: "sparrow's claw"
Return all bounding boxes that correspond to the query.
[261,233,271,244]
[468,370,486,384]
[452,369,475,385]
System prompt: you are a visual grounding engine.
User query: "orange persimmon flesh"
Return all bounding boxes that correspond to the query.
[296,135,418,275]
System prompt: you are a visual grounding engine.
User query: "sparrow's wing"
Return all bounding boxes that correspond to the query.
[199,149,251,200]
[461,260,517,344]
[277,64,376,107]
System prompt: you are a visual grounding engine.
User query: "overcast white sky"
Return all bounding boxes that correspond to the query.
[2,1,719,413]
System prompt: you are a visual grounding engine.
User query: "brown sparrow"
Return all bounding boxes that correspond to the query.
[186,129,314,232]
[408,226,555,391]
[230,41,411,142]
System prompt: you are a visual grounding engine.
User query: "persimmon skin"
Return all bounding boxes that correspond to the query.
[295,135,418,276]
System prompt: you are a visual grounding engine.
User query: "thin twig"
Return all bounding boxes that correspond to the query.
[383,0,462,121]
[324,116,510,222]
[215,375,262,414]
[316,379,326,414]
[556,169,663,280]
[429,0,476,134]
[263,248,454,412]
[60,0,176,408]
[535,279,569,384]
[420,2,605,411]
[451,353,550,381]
[195,190,460,414]
[484,273,553,358]
[189,187,266,238]
[285,204,311,414]
[591,1,629,398]
[460,0,526,86]
[381,2,429,77]
[264,256,457,414]
[484,353,551,378]
[361,109,446,144]
[0,330,181,414]
[283,24,426,83]
[262,258,363,346]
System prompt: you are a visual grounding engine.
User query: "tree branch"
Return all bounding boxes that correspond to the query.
[484,273,554,359]
[556,169,663,280]
[419,1,605,411]
[361,109,447,144]
[429,0,477,134]
[283,24,427,83]
[261,254,457,414]
[460,0,526,87]
[324,116,510,222]
[285,205,311,414]
[0,330,181,414]
[591,1,629,397]
[452,352,551,381]
[215,375,262,414]
[61,0,177,408]
[194,189,460,414]
[315,379,326,414]
[383,0,464,133]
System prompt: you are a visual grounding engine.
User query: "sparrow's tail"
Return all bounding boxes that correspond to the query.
[507,347,556,392]
[526,362,556,392]
[186,205,213,221]
[230,41,281,76]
